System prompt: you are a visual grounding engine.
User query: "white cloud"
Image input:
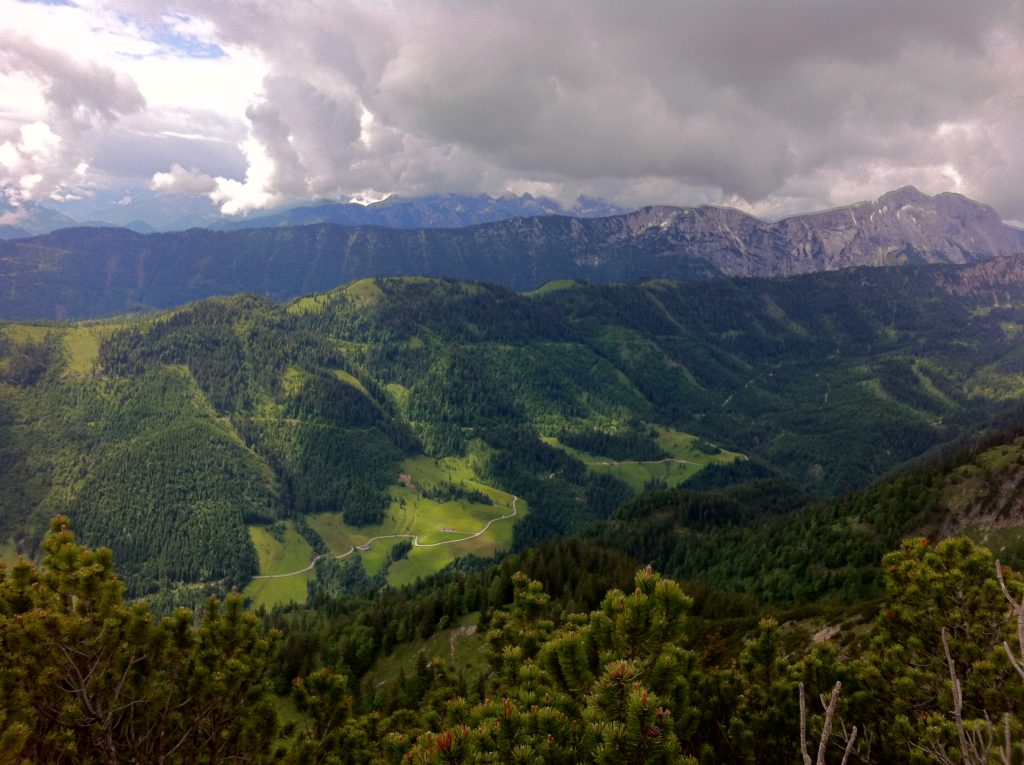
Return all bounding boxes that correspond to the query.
[4,0,1024,220]
[150,162,216,194]
[208,136,280,215]
[0,0,262,202]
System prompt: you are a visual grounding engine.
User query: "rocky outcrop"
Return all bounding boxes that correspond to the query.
[636,186,1024,277]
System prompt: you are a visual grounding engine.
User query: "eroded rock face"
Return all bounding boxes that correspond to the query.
[645,186,1024,277]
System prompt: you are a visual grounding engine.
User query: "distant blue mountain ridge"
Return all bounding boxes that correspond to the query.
[0,192,629,239]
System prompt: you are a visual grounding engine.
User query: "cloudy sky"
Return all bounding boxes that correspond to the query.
[2,0,1024,223]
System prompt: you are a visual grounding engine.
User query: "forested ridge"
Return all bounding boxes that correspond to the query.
[5,262,1024,599]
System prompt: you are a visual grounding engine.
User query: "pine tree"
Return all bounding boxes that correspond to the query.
[0,516,280,764]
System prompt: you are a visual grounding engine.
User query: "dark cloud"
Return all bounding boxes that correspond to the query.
[18,1,1024,219]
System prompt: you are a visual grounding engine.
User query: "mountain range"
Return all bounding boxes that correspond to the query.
[1,186,1021,321]
[214,193,628,231]
[0,192,627,239]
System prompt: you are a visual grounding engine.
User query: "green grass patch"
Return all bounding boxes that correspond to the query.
[343,278,385,306]
[525,279,579,296]
[386,530,510,588]
[305,455,522,588]
[3,324,50,344]
[331,368,369,396]
[356,540,395,577]
[63,324,119,376]
[288,293,330,315]
[250,523,316,574]
[243,572,311,612]
[912,361,956,407]
[281,366,307,396]
[243,523,315,609]
[545,426,743,493]
[386,382,410,410]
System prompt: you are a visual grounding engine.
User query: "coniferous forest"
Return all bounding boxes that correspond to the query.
[3,516,1024,763]
[6,262,1024,762]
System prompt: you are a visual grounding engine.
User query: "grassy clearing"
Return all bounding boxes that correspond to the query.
[332,368,369,396]
[4,324,50,344]
[63,324,119,376]
[357,541,394,577]
[912,361,956,407]
[525,279,579,297]
[386,382,410,410]
[244,453,522,608]
[244,568,311,610]
[304,454,522,590]
[387,533,505,588]
[250,523,316,574]
[546,426,743,493]
[597,460,703,492]
[281,366,307,395]
[343,278,384,306]
[243,523,315,609]
[288,293,330,315]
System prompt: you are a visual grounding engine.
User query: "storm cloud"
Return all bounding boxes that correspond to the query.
[5,0,1024,220]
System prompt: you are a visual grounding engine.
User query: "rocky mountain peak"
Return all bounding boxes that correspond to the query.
[876,185,931,208]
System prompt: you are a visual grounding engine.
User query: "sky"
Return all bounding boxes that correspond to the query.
[2,0,1024,224]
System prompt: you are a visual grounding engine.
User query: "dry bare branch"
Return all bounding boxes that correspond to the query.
[996,560,1024,682]
[800,680,855,765]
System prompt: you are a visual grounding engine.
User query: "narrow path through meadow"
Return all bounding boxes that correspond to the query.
[585,457,698,467]
[252,496,519,580]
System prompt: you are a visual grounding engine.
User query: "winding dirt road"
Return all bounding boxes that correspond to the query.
[252,496,519,580]
[585,457,698,467]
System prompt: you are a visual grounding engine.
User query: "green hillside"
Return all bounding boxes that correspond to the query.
[6,262,1024,600]
[592,418,1024,606]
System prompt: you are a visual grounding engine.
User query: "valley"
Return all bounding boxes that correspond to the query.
[6,258,1024,607]
[244,426,739,608]
[244,453,525,609]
